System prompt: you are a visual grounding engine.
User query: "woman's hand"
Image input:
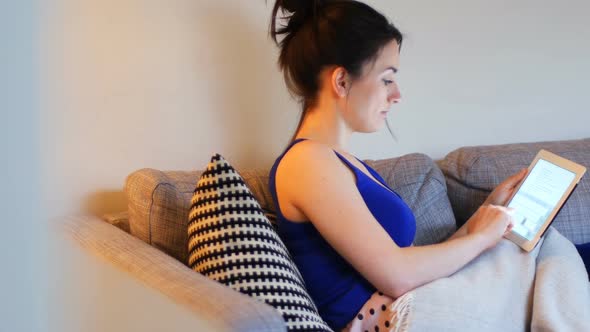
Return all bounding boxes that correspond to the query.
[483,168,528,206]
[467,204,515,251]
[447,168,527,242]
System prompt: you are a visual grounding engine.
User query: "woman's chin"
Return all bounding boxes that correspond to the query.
[356,121,385,133]
[359,126,381,134]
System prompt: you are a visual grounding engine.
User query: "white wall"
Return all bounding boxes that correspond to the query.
[38,0,590,331]
[0,1,46,331]
[43,0,590,219]
[357,0,590,158]
[42,0,293,219]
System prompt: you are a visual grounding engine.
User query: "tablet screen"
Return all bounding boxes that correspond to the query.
[507,159,576,240]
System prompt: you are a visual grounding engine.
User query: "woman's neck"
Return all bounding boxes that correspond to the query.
[295,105,353,153]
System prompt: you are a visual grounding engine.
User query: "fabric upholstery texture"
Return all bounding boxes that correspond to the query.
[187,154,332,332]
[59,215,287,332]
[125,169,199,262]
[125,153,456,263]
[364,153,456,245]
[102,210,130,233]
[400,227,590,331]
[439,137,590,243]
[91,137,590,331]
[125,168,278,263]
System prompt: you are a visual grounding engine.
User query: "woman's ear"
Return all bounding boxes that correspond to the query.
[331,67,349,98]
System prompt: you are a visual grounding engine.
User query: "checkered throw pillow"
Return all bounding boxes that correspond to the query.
[188,154,333,332]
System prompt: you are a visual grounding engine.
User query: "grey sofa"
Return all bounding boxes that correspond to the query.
[60,137,590,331]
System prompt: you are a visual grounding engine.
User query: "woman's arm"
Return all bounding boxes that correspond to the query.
[447,220,469,241]
[279,141,512,298]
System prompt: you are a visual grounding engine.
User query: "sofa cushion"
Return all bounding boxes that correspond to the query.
[439,137,590,244]
[125,153,457,263]
[364,153,456,245]
[125,169,197,262]
[188,154,332,332]
[125,167,275,263]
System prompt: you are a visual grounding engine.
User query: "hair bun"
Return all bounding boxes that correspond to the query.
[280,0,324,30]
[279,0,322,15]
[270,0,327,45]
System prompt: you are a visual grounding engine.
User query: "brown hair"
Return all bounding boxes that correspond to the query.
[269,0,403,142]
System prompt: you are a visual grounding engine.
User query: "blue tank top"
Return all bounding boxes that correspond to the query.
[268,138,416,330]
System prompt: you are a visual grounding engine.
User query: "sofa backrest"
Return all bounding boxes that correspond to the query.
[125,153,457,263]
[439,137,590,244]
[366,154,456,246]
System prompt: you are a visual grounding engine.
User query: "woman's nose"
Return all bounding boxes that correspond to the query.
[388,87,401,104]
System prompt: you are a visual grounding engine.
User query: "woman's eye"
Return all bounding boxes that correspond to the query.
[383,79,394,86]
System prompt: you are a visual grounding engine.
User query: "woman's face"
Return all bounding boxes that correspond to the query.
[343,40,401,133]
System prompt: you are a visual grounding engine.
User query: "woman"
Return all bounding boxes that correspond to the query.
[267,1,527,331]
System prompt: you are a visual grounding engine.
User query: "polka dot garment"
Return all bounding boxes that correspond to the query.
[340,291,414,332]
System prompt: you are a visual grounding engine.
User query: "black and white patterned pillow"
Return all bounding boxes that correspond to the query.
[188,154,333,332]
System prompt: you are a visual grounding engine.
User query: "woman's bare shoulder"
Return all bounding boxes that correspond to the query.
[275,140,354,215]
[278,139,341,174]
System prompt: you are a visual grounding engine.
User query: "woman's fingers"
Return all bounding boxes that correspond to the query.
[489,205,515,227]
[504,222,514,235]
[490,204,513,214]
[503,168,528,189]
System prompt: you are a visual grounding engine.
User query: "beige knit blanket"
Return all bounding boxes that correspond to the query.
[393,227,590,331]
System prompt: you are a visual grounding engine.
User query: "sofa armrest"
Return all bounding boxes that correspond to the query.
[57,215,286,332]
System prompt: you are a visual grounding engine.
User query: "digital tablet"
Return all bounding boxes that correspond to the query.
[504,149,586,252]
